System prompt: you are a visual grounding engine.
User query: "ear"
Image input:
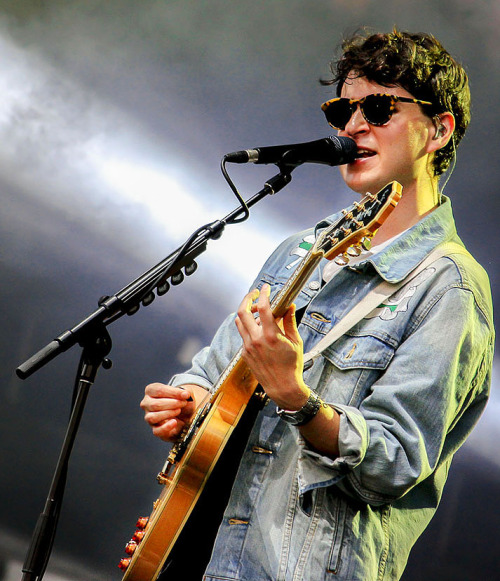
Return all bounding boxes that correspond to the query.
[428,112,455,152]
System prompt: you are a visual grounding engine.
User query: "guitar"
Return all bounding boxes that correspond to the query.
[118,181,402,580]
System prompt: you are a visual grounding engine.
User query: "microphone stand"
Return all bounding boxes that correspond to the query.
[18,168,293,581]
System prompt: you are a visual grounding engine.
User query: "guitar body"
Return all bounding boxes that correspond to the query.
[121,358,259,580]
[119,181,403,580]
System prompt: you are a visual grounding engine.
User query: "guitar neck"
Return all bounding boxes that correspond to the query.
[270,250,324,317]
[208,248,324,397]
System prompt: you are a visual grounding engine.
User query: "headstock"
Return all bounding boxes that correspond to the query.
[312,181,402,264]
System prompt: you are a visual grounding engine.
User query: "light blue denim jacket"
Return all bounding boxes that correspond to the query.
[170,197,494,581]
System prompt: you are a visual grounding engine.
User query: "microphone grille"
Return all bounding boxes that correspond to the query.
[329,135,358,161]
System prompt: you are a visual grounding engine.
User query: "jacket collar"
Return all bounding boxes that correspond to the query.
[315,195,460,283]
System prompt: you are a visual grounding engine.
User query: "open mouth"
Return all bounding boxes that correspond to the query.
[355,148,376,159]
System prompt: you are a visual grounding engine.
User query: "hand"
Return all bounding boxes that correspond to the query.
[235,284,309,410]
[140,383,196,442]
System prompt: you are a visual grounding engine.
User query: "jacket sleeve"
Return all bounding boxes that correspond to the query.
[169,311,241,390]
[298,283,494,505]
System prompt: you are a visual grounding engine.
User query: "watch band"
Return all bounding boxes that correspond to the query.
[276,389,322,426]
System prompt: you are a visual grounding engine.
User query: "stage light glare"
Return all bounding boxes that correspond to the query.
[97,158,286,289]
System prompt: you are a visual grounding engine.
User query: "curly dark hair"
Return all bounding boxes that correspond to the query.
[322,29,471,175]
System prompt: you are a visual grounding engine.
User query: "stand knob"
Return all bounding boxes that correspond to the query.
[171,271,184,285]
[102,358,113,370]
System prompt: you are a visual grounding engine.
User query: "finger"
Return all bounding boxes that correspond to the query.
[145,382,191,400]
[151,418,186,442]
[236,288,261,339]
[282,303,301,342]
[141,392,188,411]
[235,314,253,345]
[140,393,189,414]
[144,406,184,425]
[177,386,194,402]
[256,283,276,329]
[237,288,260,320]
[141,383,191,408]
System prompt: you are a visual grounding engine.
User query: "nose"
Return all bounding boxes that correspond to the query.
[341,103,369,137]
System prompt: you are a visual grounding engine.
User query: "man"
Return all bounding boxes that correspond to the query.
[141,30,494,580]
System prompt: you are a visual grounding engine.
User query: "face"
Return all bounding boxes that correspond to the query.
[336,75,436,196]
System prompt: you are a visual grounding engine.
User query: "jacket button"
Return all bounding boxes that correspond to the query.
[308,281,320,291]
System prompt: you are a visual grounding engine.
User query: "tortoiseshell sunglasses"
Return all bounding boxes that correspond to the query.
[321,93,433,130]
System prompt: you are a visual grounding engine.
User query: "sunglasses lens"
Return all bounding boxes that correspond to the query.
[324,99,353,130]
[362,95,393,125]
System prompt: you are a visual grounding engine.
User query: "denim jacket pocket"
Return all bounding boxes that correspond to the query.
[317,334,395,407]
[323,333,395,371]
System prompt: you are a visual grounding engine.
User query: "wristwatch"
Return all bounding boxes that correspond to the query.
[276,389,323,426]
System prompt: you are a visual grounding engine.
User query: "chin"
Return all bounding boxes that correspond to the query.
[343,176,382,196]
[341,168,391,197]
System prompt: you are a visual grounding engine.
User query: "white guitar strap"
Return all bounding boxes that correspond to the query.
[302,241,470,367]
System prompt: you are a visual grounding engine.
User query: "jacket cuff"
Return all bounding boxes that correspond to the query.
[297,404,368,494]
[169,372,213,392]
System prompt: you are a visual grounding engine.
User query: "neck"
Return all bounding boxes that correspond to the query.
[371,175,440,245]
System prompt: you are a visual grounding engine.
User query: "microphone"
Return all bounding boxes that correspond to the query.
[224,136,357,167]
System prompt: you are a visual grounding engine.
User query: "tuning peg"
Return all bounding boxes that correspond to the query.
[346,245,362,257]
[334,253,349,266]
[361,237,372,251]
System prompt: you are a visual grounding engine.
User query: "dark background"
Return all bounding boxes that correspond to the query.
[0,2,498,580]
